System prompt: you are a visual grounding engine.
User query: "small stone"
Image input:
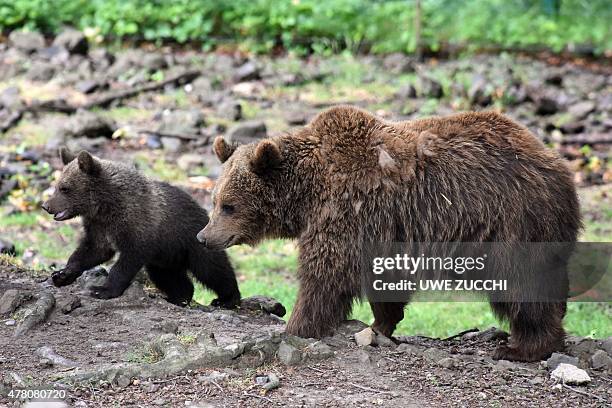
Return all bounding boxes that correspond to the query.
[590,349,612,370]
[9,31,45,53]
[304,341,333,360]
[494,359,517,371]
[462,327,508,342]
[568,101,596,120]
[177,153,205,172]
[234,62,260,82]
[395,84,417,99]
[355,349,372,364]
[601,337,612,356]
[0,86,22,109]
[375,333,396,348]
[0,239,16,256]
[529,376,544,385]
[550,363,591,385]
[5,319,16,326]
[535,96,559,115]
[396,343,422,355]
[142,53,167,71]
[145,134,163,149]
[63,109,117,139]
[218,100,242,121]
[240,296,286,317]
[278,341,302,365]
[26,63,56,81]
[161,137,183,153]
[546,352,579,370]
[0,289,26,315]
[261,373,280,391]
[423,347,450,363]
[116,375,131,388]
[153,398,166,406]
[60,295,81,314]
[354,327,377,346]
[76,80,103,94]
[53,29,88,55]
[158,109,205,136]
[284,111,307,126]
[161,321,179,334]
[227,121,267,144]
[437,357,458,369]
[418,77,444,99]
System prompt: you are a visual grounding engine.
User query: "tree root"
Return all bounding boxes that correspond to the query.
[14,292,55,337]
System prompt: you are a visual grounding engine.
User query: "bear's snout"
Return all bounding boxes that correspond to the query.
[41,202,51,214]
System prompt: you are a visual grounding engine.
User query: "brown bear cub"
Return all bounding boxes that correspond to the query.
[42,148,241,308]
[198,105,581,362]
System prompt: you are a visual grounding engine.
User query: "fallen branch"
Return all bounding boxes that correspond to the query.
[561,383,607,403]
[138,129,200,141]
[442,327,479,341]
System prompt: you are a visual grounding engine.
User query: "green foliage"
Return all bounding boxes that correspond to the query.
[0,0,609,53]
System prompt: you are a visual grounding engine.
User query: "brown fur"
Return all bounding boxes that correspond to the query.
[198,106,581,362]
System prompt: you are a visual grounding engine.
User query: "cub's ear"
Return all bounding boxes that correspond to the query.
[59,147,75,165]
[213,136,236,163]
[250,140,282,175]
[77,151,100,175]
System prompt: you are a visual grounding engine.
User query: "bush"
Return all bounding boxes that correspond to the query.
[0,0,609,53]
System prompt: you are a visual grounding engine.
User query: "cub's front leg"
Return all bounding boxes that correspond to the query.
[52,235,115,287]
[90,250,144,299]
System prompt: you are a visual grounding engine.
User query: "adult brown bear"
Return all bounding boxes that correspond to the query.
[198,106,581,362]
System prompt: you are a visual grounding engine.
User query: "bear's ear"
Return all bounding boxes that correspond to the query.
[250,140,282,175]
[213,136,236,163]
[59,147,75,165]
[77,151,101,175]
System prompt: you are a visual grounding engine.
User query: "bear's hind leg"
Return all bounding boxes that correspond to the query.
[147,265,194,306]
[370,301,406,338]
[490,301,566,362]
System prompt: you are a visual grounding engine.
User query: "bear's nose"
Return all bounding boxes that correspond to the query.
[196,230,207,247]
[41,202,51,213]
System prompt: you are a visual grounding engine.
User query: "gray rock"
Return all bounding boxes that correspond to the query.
[63,109,116,138]
[278,341,302,365]
[158,109,205,136]
[0,289,28,316]
[418,77,444,99]
[383,53,415,74]
[240,295,286,317]
[142,53,167,71]
[468,75,492,106]
[89,48,115,70]
[5,319,16,326]
[59,295,81,314]
[437,357,458,369]
[546,352,579,370]
[493,359,517,371]
[375,333,396,348]
[567,338,600,361]
[396,84,417,99]
[9,31,45,53]
[0,239,16,256]
[0,179,18,201]
[66,136,108,152]
[227,120,267,144]
[26,63,56,81]
[145,134,163,149]
[303,341,333,360]
[462,327,508,342]
[568,101,596,120]
[161,321,179,334]
[177,153,205,172]
[334,320,369,337]
[423,347,450,363]
[285,111,307,126]
[550,363,591,385]
[234,62,260,82]
[160,137,183,153]
[35,346,77,367]
[396,343,423,355]
[602,337,612,356]
[77,266,108,290]
[590,349,612,370]
[0,86,22,109]
[76,80,104,94]
[52,29,88,55]
[218,100,242,121]
[354,327,377,346]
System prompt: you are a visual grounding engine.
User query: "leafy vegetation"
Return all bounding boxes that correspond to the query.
[0,0,609,53]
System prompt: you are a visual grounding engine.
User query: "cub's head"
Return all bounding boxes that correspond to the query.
[197,136,286,250]
[42,147,103,221]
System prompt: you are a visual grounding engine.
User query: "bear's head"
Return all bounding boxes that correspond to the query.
[42,147,104,221]
[197,136,292,250]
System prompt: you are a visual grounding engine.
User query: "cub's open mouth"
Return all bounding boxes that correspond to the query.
[53,210,71,221]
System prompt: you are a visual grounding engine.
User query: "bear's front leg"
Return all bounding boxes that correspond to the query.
[53,236,115,287]
[90,251,144,299]
[286,281,356,338]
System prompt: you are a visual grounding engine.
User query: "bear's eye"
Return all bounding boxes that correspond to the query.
[58,186,70,194]
[221,204,235,215]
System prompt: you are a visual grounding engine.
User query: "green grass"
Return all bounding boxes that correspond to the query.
[195,239,612,338]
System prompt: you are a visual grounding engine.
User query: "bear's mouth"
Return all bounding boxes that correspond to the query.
[53,210,72,221]
[224,235,240,248]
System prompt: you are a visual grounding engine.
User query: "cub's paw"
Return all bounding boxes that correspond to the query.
[51,269,78,287]
[90,285,121,300]
[492,345,533,362]
[210,297,240,309]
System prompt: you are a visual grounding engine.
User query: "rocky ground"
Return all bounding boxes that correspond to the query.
[0,259,611,408]
[0,30,611,407]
